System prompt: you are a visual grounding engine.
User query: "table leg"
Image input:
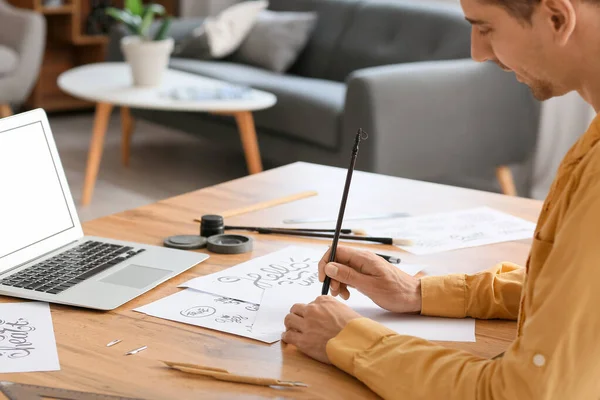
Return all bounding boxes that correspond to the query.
[82,102,113,206]
[121,106,135,167]
[233,111,263,174]
[496,165,517,196]
[0,104,12,118]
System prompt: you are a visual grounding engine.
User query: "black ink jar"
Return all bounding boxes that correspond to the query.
[200,214,225,238]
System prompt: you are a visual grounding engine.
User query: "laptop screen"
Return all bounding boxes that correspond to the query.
[0,121,75,263]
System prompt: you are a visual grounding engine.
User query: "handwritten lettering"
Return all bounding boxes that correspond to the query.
[215,314,247,324]
[214,297,242,305]
[0,318,36,359]
[217,259,318,290]
[180,306,216,318]
[449,232,485,242]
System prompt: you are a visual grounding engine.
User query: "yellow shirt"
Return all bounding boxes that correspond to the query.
[326,113,600,399]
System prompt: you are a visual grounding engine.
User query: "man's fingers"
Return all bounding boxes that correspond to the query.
[284,313,304,332]
[290,303,307,317]
[318,248,332,282]
[339,285,350,300]
[330,279,340,292]
[328,246,383,276]
[281,329,301,345]
[324,262,364,287]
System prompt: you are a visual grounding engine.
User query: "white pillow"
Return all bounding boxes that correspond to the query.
[204,0,269,58]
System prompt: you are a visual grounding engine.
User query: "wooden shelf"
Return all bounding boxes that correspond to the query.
[8,0,179,112]
[41,5,73,14]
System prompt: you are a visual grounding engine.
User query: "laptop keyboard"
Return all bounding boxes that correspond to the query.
[0,241,146,295]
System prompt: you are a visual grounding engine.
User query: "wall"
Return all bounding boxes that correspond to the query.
[180,0,240,17]
[178,0,595,199]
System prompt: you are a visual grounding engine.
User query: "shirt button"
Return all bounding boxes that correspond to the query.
[533,354,546,367]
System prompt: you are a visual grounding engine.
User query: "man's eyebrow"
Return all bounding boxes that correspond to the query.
[465,17,485,25]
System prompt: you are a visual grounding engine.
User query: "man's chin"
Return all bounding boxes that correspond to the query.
[529,87,553,101]
[523,81,555,101]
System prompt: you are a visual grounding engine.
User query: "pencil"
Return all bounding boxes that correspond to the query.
[322,129,368,295]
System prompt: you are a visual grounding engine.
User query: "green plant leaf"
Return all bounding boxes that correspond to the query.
[144,3,166,16]
[105,7,140,34]
[139,7,156,38]
[154,16,172,41]
[125,0,144,16]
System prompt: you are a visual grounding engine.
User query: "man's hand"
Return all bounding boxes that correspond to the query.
[319,246,422,314]
[281,296,361,364]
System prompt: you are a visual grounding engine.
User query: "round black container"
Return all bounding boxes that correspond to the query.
[200,215,225,238]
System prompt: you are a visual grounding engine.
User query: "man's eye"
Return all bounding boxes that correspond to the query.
[479,28,492,36]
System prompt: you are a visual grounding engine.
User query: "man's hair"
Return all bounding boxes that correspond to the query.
[487,0,599,22]
[488,0,540,21]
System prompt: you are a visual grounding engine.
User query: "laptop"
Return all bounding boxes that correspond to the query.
[0,108,209,310]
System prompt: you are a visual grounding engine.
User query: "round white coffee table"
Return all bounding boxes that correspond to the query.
[58,62,277,206]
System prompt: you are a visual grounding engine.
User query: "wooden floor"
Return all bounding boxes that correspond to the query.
[49,111,254,222]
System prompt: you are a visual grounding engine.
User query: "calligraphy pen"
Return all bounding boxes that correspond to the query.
[322,129,368,295]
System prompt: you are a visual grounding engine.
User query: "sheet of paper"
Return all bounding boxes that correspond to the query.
[253,283,475,343]
[179,246,328,304]
[180,246,423,304]
[134,289,281,344]
[366,206,536,255]
[0,302,60,373]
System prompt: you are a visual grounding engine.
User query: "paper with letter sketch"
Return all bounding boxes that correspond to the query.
[253,283,475,343]
[134,289,281,343]
[179,246,328,304]
[180,246,424,304]
[163,245,430,343]
[0,302,60,373]
[366,206,536,255]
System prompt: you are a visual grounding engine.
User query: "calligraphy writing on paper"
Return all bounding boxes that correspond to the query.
[214,297,242,305]
[180,306,216,318]
[215,314,247,324]
[0,317,36,359]
[217,257,319,290]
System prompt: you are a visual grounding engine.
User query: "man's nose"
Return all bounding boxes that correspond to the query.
[471,28,494,62]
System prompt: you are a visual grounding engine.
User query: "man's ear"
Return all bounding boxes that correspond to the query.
[539,0,576,45]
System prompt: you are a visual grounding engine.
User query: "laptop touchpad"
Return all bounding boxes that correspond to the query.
[100,265,170,289]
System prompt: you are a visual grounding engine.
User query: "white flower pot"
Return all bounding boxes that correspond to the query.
[120,36,174,87]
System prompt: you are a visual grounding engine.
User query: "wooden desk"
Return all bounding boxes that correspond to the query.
[0,162,543,399]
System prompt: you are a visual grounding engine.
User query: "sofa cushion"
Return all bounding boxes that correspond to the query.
[229,10,318,73]
[169,58,346,150]
[266,0,361,80]
[324,0,471,82]
[0,45,18,77]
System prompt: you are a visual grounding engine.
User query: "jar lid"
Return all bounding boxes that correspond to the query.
[207,234,253,254]
[163,235,207,250]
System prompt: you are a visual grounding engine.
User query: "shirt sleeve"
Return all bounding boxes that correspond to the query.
[419,262,524,320]
[326,173,600,400]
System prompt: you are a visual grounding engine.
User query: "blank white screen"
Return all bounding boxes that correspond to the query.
[0,121,74,260]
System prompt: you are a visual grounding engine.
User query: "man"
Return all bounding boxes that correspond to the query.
[281,0,600,398]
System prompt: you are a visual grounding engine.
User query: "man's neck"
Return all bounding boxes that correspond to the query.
[572,7,600,113]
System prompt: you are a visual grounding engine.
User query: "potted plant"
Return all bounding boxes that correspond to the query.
[106,0,173,87]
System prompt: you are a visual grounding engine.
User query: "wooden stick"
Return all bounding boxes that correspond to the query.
[162,361,308,387]
[194,191,318,222]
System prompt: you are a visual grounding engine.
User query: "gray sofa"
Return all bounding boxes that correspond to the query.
[107,0,541,194]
